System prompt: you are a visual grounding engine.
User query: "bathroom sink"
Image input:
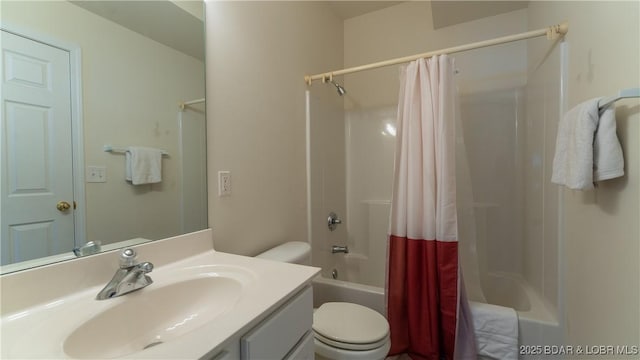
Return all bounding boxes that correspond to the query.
[63,267,251,359]
[1,239,320,360]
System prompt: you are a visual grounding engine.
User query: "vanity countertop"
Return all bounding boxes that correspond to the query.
[0,229,320,359]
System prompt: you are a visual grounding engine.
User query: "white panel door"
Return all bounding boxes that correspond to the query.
[1,30,75,265]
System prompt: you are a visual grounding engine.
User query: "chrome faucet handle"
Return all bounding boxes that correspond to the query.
[96,248,153,300]
[328,212,342,231]
[119,248,138,268]
[138,262,154,273]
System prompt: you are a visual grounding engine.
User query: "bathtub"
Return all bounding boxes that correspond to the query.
[481,272,558,324]
[312,273,562,360]
[313,275,386,316]
[479,272,563,358]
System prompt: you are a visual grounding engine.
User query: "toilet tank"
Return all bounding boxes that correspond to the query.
[255,241,311,265]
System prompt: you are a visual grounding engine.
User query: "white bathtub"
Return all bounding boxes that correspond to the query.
[481,272,557,323]
[479,272,563,358]
[312,273,562,360]
[313,275,386,315]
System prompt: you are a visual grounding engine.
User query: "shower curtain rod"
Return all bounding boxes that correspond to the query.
[179,98,205,111]
[304,22,568,85]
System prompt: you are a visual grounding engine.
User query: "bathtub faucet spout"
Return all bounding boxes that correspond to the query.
[331,245,349,254]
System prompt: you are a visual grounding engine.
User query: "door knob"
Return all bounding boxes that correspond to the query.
[57,201,71,212]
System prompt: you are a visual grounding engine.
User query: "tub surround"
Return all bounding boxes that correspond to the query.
[0,229,320,359]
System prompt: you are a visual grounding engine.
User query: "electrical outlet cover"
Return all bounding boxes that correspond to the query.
[218,171,231,196]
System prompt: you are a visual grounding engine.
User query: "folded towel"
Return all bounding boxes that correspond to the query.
[593,104,624,181]
[125,146,162,185]
[470,301,519,360]
[551,98,624,190]
[125,152,132,182]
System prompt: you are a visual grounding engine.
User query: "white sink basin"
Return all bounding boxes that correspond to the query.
[63,265,253,359]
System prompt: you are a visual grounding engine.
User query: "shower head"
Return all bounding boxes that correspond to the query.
[329,79,347,96]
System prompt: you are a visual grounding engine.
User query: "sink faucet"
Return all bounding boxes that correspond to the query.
[96,248,153,300]
[73,240,102,257]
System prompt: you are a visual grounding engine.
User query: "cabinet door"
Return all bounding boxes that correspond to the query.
[284,331,314,360]
[203,339,240,360]
[241,287,313,359]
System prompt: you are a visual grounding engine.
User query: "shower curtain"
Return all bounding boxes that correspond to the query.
[386,55,476,360]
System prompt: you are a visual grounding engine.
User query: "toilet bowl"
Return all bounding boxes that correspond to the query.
[256,242,391,360]
[313,302,390,360]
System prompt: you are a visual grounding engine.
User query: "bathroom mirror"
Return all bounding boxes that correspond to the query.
[0,1,207,274]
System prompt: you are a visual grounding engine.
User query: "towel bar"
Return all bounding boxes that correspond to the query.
[598,87,640,109]
[103,145,169,156]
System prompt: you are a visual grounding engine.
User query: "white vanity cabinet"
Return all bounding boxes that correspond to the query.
[208,286,314,360]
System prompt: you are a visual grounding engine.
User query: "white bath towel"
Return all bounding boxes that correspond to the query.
[125,146,162,185]
[551,98,624,190]
[470,301,519,360]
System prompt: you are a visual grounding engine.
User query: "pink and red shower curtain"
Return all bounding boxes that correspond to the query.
[386,55,476,360]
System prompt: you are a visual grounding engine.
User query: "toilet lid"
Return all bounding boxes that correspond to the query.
[314,329,390,351]
[313,302,389,346]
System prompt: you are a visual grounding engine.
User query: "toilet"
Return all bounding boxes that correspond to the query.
[256,242,391,360]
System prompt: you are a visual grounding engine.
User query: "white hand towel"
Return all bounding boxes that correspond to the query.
[551,98,624,190]
[593,104,624,181]
[126,146,162,185]
[125,151,132,182]
[469,301,519,360]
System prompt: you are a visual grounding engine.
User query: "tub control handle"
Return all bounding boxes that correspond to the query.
[327,212,342,231]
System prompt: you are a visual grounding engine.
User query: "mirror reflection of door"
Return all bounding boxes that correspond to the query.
[1,30,77,265]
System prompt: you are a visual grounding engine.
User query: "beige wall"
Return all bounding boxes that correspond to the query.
[528,1,640,350]
[205,1,344,255]
[343,2,528,109]
[3,1,205,245]
[171,0,204,21]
